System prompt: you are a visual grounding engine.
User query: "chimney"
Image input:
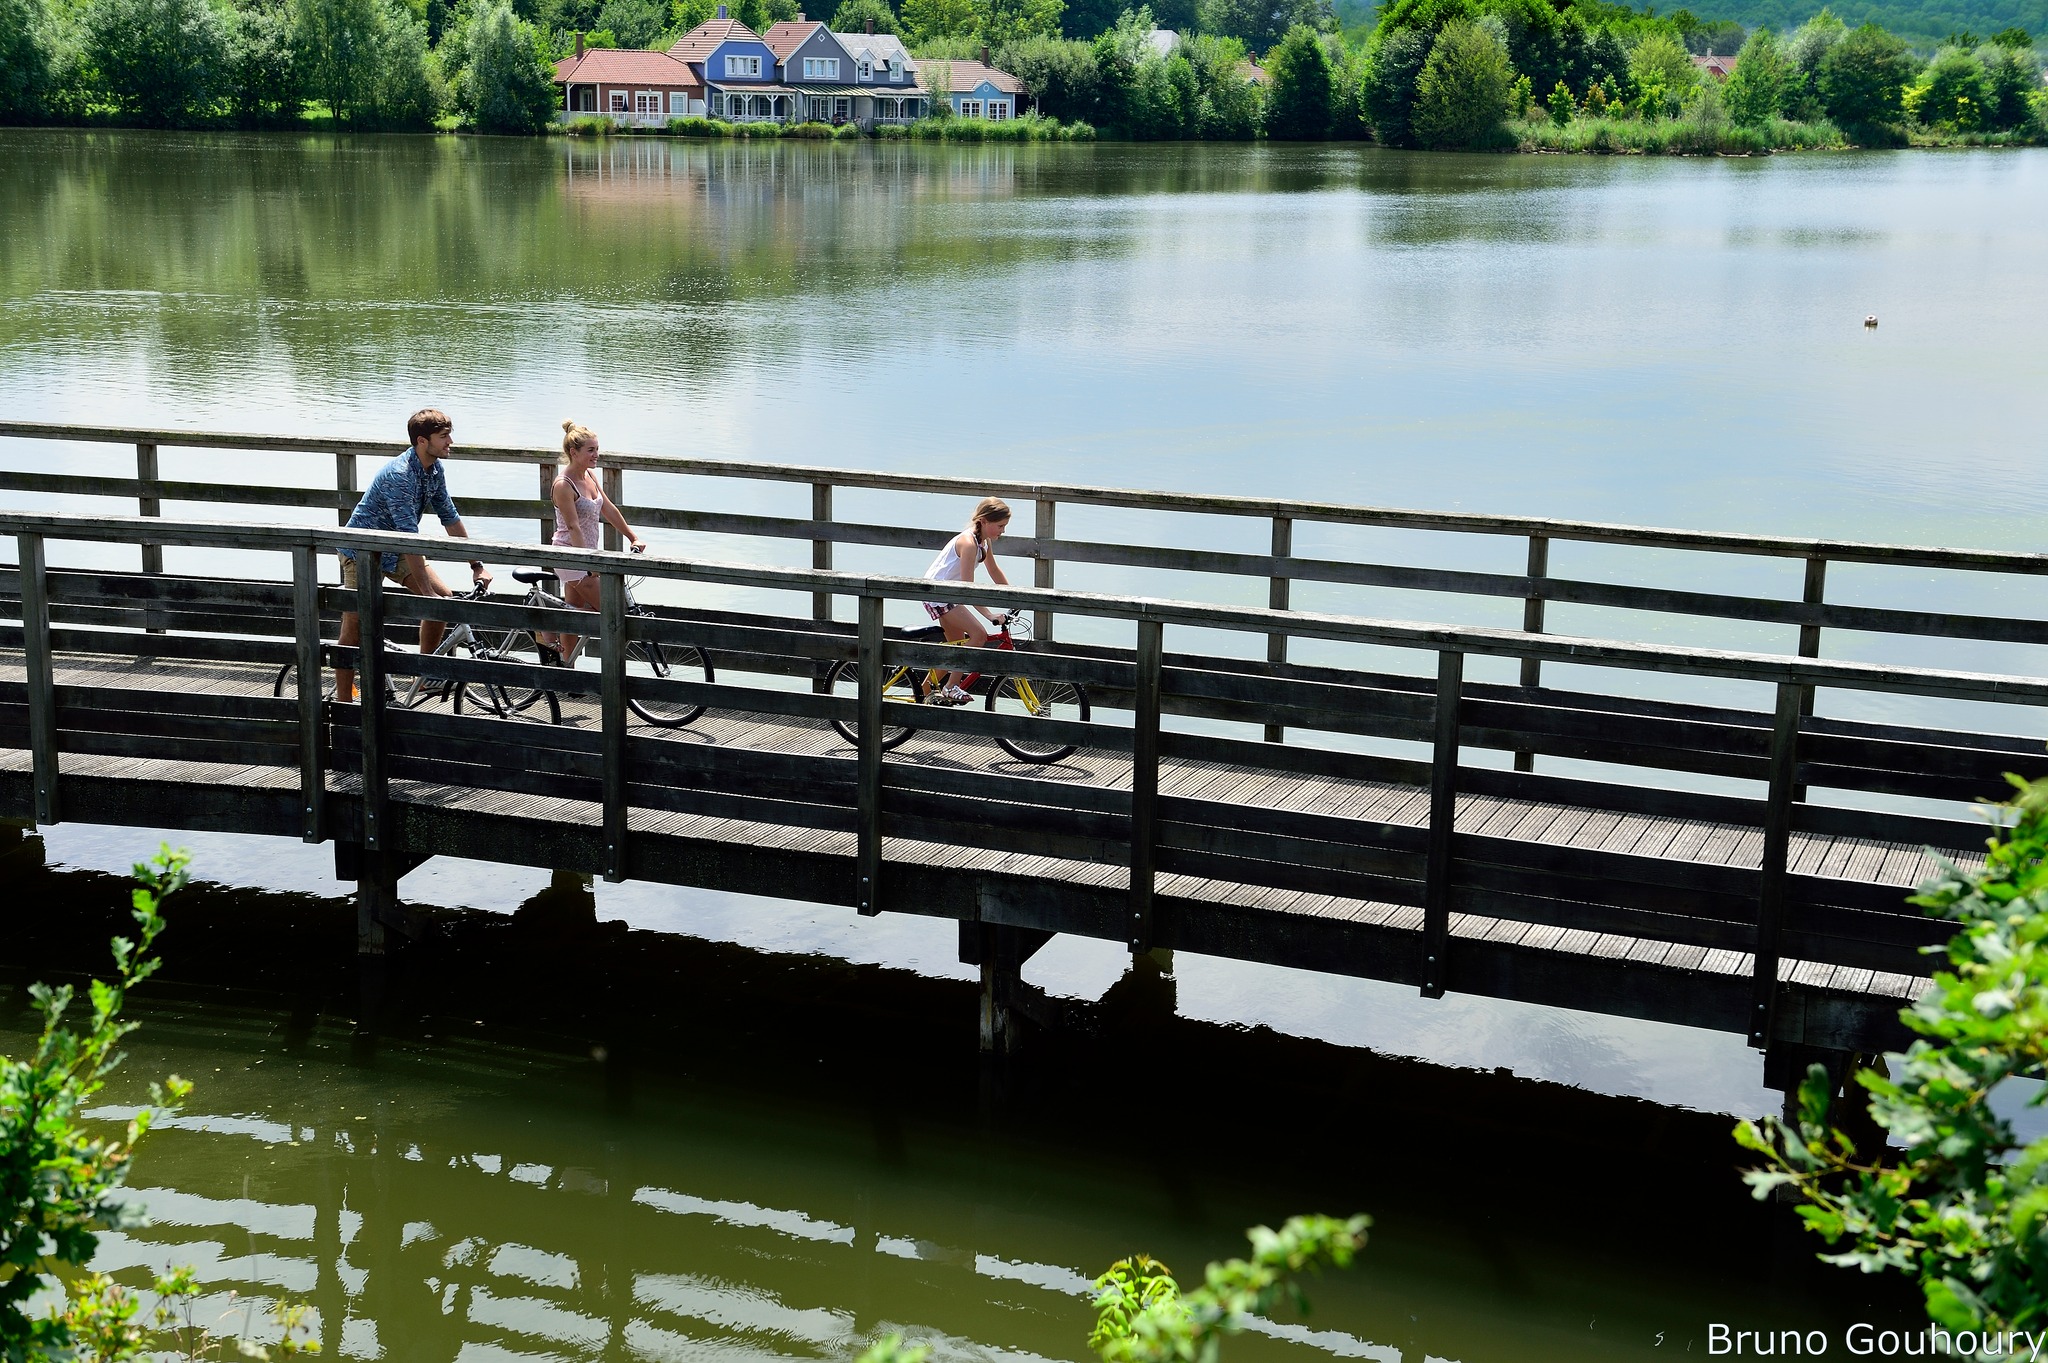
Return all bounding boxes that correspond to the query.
[864,15,874,30]
[575,28,584,56]
[796,9,804,18]
[979,44,990,65]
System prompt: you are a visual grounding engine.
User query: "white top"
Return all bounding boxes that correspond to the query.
[924,534,984,584]
[552,475,602,550]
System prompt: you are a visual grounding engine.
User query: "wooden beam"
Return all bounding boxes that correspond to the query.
[1750,681,1803,1048]
[356,555,385,851]
[1265,515,1291,744]
[538,462,554,544]
[601,570,628,883]
[1130,618,1164,953]
[812,482,833,624]
[334,452,356,527]
[17,534,57,824]
[856,595,883,915]
[292,546,324,843]
[602,466,624,552]
[1034,497,1056,642]
[136,442,162,576]
[1421,648,1463,999]
[1514,534,1548,773]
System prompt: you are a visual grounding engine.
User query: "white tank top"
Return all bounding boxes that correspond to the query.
[551,474,602,550]
[925,535,983,584]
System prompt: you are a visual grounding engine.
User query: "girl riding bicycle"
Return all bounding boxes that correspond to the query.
[540,420,645,665]
[922,496,1012,705]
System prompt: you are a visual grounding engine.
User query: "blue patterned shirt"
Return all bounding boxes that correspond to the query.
[339,449,463,573]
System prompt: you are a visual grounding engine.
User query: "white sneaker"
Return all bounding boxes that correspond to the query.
[930,684,972,706]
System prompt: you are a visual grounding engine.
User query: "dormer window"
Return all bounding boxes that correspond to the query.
[724,54,760,76]
[858,59,871,79]
[888,58,901,79]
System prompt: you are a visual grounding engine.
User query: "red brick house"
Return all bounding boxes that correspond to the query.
[555,43,706,123]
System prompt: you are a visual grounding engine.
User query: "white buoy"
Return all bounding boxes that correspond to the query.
[1864,315,1879,328]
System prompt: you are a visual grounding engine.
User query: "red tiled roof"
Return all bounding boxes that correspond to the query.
[555,48,704,87]
[919,58,1023,95]
[1692,53,1737,77]
[667,16,761,63]
[761,20,825,58]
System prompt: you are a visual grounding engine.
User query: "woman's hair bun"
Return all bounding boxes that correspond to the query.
[562,419,577,435]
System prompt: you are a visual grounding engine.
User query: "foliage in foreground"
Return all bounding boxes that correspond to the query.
[1738,776,2048,1336]
[0,846,316,1360]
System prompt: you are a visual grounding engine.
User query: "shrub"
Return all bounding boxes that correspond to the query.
[570,113,619,132]
[998,33,1102,123]
[1912,45,1987,129]
[1185,32,1258,138]
[1129,50,1197,137]
[80,0,227,127]
[459,0,555,133]
[1263,22,1332,139]
[1818,22,1916,138]
[832,118,862,137]
[1361,26,1430,144]
[1411,16,1511,147]
[1977,42,2040,131]
[1544,76,1571,123]
[376,3,444,129]
[220,0,303,126]
[1781,8,1843,119]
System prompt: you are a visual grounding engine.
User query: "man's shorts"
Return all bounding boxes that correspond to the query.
[338,553,413,593]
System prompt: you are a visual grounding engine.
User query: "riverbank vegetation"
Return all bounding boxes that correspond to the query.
[0,0,2039,150]
[1739,777,2048,1338]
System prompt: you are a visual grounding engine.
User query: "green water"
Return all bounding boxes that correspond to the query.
[3,131,2043,1358]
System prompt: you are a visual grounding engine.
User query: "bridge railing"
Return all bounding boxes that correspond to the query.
[4,422,2046,766]
[4,509,2046,1047]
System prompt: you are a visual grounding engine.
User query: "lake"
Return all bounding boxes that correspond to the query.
[1,129,2042,1360]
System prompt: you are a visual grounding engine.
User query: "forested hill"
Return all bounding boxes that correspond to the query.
[1344,0,2042,47]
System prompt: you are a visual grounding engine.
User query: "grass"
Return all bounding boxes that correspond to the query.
[898,111,1094,141]
[1510,114,1846,154]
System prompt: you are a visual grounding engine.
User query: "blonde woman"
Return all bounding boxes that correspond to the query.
[921,496,1011,705]
[539,421,644,665]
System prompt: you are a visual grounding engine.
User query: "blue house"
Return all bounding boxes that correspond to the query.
[667,9,790,122]
[919,55,1025,120]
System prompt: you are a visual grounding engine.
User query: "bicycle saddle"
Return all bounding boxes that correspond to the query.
[513,569,559,584]
[901,624,946,642]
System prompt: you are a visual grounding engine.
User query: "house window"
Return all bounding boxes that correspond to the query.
[857,59,871,79]
[609,90,627,111]
[888,59,901,79]
[960,99,981,117]
[724,54,760,76]
[635,90,661,115]
[671,91,691,114]
[987,99,1009,119]
[803,57,840,79]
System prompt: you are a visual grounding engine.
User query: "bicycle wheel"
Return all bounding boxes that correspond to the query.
[273,658,381,704]
[987,676,1089,763]
[827,658,921,752]
[624,640,714,727]
[454,633,562,726]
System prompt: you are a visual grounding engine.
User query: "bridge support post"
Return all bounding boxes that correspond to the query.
[336,839,425,954]
[1514,534,1548,772]
[600,570,627,884]
[1421,649,1462,998]
[1265,516,1290,744]
[1034,498,1056,642]
[1764,1043,1886,1163]
[1749,681,1803,1049]
[960,919,1055,1056]
[856,595,883,916]
[1129,619,1163,954]
[18,533,58,827]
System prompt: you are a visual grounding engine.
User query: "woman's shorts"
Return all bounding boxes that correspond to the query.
[923,601,958,621]
[554,567,591,585]
[338,553,411,591]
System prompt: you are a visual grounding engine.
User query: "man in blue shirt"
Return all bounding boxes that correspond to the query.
[335,408,493,703]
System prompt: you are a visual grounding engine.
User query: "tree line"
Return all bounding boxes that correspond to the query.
[0,0,564,129]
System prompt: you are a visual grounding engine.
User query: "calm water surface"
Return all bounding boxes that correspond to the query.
[2,132,2043,1356]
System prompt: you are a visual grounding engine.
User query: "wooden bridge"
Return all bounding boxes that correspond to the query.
[5,421,2048,1096]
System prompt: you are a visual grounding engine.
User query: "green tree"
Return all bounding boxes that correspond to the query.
[1913,44,1986,127]
[1198,0,1330,57]
[671,0,717,30]
[459,0,554,130]
[1322,30,1366,135]
[1410,14,1509,146]
[1977,41,2040,129]
[1738,778,2048,1338]
[596,0,665,43]
[1086,6,1149,126]
[220,0,303,125]
[1587,25,1632,100]
[1261,21,1330,136]
[1185,30,1258,134]
[1819,21,1916,135]
[1129,47,1195,133]
[1723,26,1785,125]
[1989,26,2033,47]
[0,0,58,120]
[0,849,191,1358]
[998,31,1101,117]
[984,0,1062,46]
[80,0,227,125]
[1478,0,1559,97]
[1544,74,1569,121]
[1781,6,1843,118]
[831,0,898,32]
[1359,23,1428,142]
[375,2,442,126]
[1089,1216,1373,1363]
[901,0,981,42]
[296,0,384,124]
[1627,29,1695,118]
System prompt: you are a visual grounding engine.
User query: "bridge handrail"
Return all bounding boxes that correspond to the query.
[4,509,2046,705]
[3,419,2045,573]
